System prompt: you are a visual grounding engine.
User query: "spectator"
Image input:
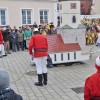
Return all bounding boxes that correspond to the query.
[2,27,11,54]
[22,26,27,50]
[24,26,33,49]
[96,32,100,47]
[41,29,47,36]
[0,26,7,58]
[84,56,100,100]
[6,25,12,49]
[6,25,12,32]
[0,69,23,100]
[33,22,38,28]
[41,21,47,30]
[13,26,18,33]
[38,25,42,33]
[50,22,54,34]
[46,24,51,35]
[17,27,24,51]
[9,29,18,52]
[13,26,19,50]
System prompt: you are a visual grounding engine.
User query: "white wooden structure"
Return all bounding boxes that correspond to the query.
[58,0,81,28]
[50,51,89,64]
[47,34,89,64]
[57,25,86,49]
[31,34,89,65]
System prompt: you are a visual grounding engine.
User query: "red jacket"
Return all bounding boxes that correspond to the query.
[28,34,48,58]
[84,64,100,100]
[0,30,3,44]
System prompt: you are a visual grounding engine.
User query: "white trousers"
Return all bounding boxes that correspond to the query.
[34,56,47,74]
[0,44,5,55]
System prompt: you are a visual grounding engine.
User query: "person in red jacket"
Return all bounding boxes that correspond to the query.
[84,56,100,100]
[0,26,6,58]
[28,28,48,86]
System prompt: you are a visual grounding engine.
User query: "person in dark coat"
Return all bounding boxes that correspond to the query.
[33,22,38,28]
[9,29,18,52]
[2,28,11,54]
[0,69,23,100]
[17,27,24,51]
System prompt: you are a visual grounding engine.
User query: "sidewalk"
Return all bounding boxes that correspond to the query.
[0,45,100,100]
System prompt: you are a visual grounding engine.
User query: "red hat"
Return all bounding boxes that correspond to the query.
[95,56,100,71]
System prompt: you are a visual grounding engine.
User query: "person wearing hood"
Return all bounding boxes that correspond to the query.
[84,56,100,100]
[28,28,48,86]
[0,69,23,100]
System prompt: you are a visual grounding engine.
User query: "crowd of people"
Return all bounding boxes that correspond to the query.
[0,21,55,58]
[85,23,100,46]
[82,18,100,46]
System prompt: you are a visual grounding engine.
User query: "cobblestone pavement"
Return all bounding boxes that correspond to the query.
[0,45,100,100]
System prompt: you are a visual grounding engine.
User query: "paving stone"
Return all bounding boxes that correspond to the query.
[0,45,99,100]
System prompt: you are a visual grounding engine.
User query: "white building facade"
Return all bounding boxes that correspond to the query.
[92,0,100,15]
[58,0,81,28]
[58,0,100,28]
[0,0,58,28]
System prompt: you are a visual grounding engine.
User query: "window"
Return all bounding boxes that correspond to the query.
[0,9,7,26]
[40,10,48,24]
[61,54,63,61]
[57,16,60,27]
[68,53,70,60]
[57,3,59,11]
[72,16,76,23]
[54,54,56,61]
[71,3,76,9]
[21,9,33,25]
[74,52,76,59]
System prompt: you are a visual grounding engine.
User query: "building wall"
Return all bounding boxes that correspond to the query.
[49,51,89,64]
[59,1,81,28]
[92,0,100,15]
[57,28,86,49]
[0,0,57,28]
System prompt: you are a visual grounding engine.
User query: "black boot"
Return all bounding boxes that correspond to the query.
[43,73,47,85]
[35,74,43,86]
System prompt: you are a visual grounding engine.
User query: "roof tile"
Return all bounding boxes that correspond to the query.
[46,34,81,53]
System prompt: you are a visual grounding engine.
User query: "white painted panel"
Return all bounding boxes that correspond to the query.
[63,52,68,62]
[70,52,74,61]
[49,51,89,64]
[56,53,61,62]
